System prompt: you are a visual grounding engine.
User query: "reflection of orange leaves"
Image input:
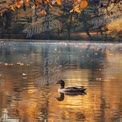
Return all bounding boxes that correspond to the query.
[18,101,38,122]
[80,0,88,9]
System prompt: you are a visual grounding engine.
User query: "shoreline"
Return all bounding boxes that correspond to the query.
[0,39,121,43]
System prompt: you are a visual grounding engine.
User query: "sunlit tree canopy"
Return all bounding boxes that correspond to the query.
[0,0,121,41]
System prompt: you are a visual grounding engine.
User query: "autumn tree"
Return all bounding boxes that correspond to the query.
[0,0,121,40]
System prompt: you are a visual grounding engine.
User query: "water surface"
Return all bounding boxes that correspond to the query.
[0,42,122,122]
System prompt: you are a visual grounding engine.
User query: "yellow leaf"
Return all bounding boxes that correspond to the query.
[74,6,81,13]
[10,6,16,11]
[56,0,62,5]
[70,9,74,13]
[39,10,47,15]
[70,5,81,13]
[16,1,22,8]
[79,0,88,9]
[32,5,36,9]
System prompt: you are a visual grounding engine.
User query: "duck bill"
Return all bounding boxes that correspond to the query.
[54,81,58,84]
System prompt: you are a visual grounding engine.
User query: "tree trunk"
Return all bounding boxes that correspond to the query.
[44,5,50,40]
[81,11,92,40]
[67,13,73,40]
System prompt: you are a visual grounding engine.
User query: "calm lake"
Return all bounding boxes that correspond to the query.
[0,41,122,122]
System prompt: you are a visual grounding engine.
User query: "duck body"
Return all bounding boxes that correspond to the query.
[55,80,86,95]
[58,86,86,92]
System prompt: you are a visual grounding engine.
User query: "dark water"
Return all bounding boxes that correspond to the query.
[0,41,122,122]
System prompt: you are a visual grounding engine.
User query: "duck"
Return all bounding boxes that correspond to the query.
[55,80,86,95]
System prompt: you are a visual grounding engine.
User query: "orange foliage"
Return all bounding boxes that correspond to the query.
[36,0,41,2]
[73,0,78,5]
[80,0,88,9]
[9,0,88,13]
[56,0,62,5]
[10,0,24,11]
[16,0,23,8]
[39,10,47,15]
[10,6,17,11]
[43,0,50,4]
[70,0,88,13]
[24,0,30,6]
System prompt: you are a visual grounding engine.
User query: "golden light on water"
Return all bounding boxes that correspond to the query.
[0,42,122,122]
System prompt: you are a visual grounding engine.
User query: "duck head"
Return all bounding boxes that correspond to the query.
[55,80,65,88]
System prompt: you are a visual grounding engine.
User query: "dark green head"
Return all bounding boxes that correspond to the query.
[55,80,65,88]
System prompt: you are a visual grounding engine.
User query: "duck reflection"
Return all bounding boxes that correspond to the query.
[55,93,64,101]
[55,92,86,101]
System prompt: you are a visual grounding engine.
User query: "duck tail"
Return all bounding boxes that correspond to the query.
[81,88,87,92]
